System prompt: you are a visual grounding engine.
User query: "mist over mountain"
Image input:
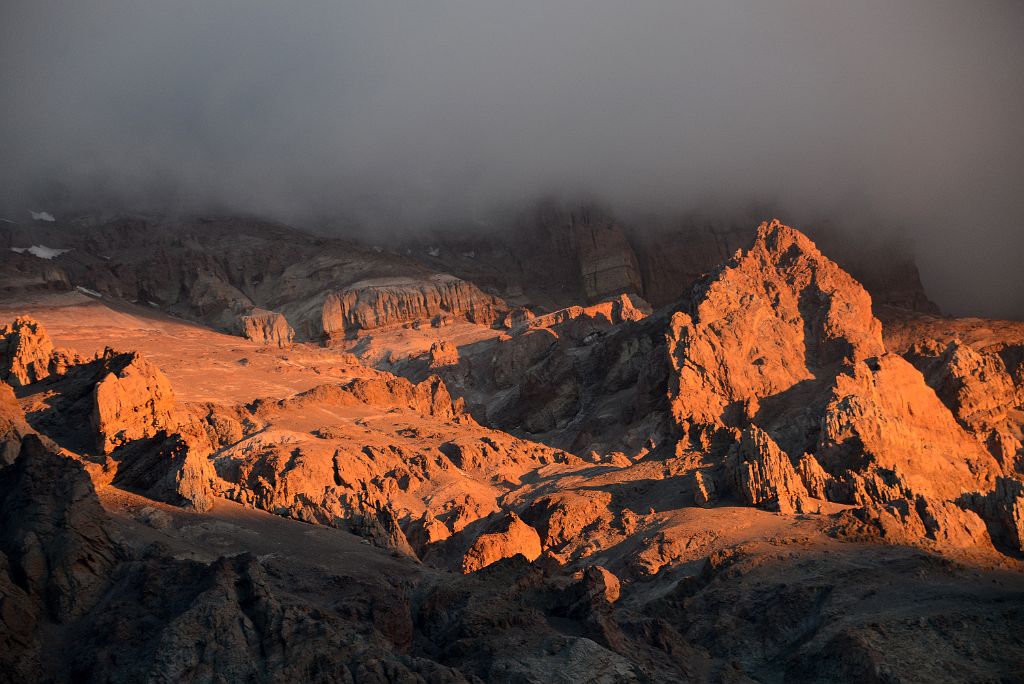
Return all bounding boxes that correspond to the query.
[2,1,1022,317]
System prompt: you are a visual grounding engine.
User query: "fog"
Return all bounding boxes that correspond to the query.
[1,1,1022,317]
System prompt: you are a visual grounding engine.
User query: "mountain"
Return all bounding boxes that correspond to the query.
[1,216,1022,682]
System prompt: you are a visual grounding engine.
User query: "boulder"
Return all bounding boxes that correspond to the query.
[461,513,542,573]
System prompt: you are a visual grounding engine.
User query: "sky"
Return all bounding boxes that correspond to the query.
[1,1,1022,317]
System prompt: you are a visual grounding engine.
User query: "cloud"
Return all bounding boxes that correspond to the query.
[1,1,1022,316]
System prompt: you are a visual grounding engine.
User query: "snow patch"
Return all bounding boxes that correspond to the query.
[10,245,71,259]
[427,246,440,257]
[28,210,55,222]
[75,286,102,298]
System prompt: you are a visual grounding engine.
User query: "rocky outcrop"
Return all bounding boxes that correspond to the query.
[428,340,460,369]
[111,432,217,512]
[728,426,809,514]
[343,374,464,420]
[523,490,614,549]
[907,339,1023,470]
[461,513,542,573]
[0,383,32,466]
[0,441,477,682]
[835,494,990,549]
[667,220,885,430]
[320,275,504,339]
[817,355,1000,501]
[0,436,118,624]
[91,351,180,454]
[0,435,116,681]
[966,477,1024,554]
[240,308,294,347]
[438,434,574,475]
[0,316,76,387]
[347,505,419,559]
[522,293,651,341]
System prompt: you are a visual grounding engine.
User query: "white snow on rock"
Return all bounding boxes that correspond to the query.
[28,210,55,222]
[427,246,440,257]
[75,286,103,298]
[10,245,71,259]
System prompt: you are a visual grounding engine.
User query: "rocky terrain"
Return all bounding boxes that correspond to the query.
[2,214,1023,683]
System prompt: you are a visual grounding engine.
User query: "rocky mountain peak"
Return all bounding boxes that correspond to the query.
[668,219,885,429]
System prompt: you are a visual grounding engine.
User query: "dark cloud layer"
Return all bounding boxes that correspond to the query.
[2,2,1022,317]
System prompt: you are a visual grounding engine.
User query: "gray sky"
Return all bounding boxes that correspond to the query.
[2,1,1022,317]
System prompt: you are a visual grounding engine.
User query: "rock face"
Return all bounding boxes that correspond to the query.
[967,477,1024,553]
[112,432,217,512]
[0,383,32,466]
[0,316,75,387]
[92,351,180,454]
[907,339,1024,471]
[668,220,885,430]
[843,493,992,549]
[728,426,809,514]
[632,218,941,314]
[397,203,938,320]
[0,435,118,624]
[320,275,504,339]
[817,355,999,500]
[461,513,542,573]
[570,210,644,301]
[0,436,118,682]
[240,308,294,347]
[0,248,72,294]
[655,220,1009,550]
